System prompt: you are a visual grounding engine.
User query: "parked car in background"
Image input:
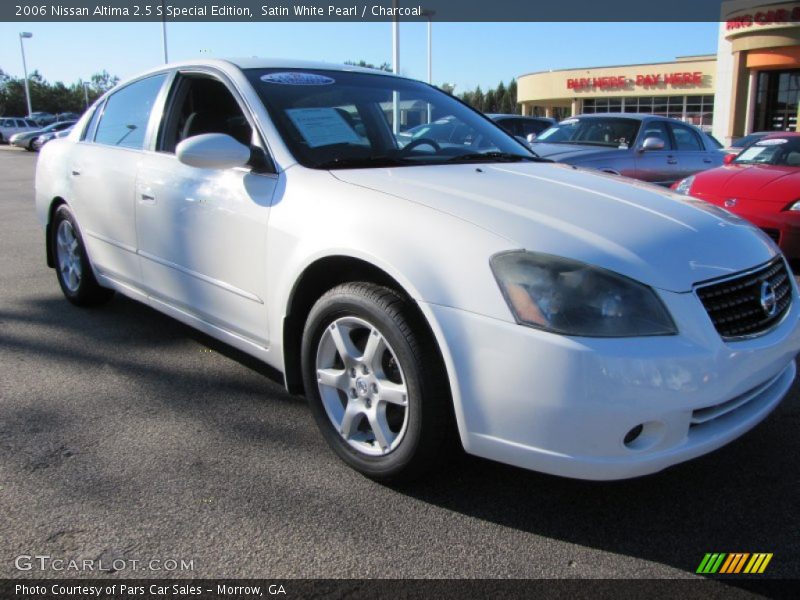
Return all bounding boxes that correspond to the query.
[396,115,478,148]
[532,114,724,186]
[32,126,73,152]
[0,117,38,142]
[725,131,772,155]
[35,59,800,482]
[487,114,555,141]
[673,133,800,263]
[10,120,76,151]
[55,112,82,122]
[29,111,57,126]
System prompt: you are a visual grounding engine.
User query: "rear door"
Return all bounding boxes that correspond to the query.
[68,73,169,289]
[668,122,716,182]
[634,120,677,185]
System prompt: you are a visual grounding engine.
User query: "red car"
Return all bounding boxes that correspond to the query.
[672,133,800,262]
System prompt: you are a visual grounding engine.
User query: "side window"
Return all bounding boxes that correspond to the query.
[669,123,703,151]
[497,118,519,136]
[521,119,549,137]
[81,104,104,141]
[15,119,25,127]
[159,74,253,153]
[640,121,672,150]
[94,74,167,150]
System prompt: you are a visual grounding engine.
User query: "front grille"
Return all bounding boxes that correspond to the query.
[696,258,792,339]
[761,228,781,244]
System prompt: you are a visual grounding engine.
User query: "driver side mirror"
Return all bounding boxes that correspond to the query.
[640,136,665,152]
[723,153,737,165]
[176,133,251,170]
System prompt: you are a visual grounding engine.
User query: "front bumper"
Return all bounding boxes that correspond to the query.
[9,136,32,148]
[425,277,800,480]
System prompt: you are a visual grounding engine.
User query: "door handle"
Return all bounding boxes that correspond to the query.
[139,193,156,204]
[703,158,713,163]
[666,156,677,164]
[71,170,80,176]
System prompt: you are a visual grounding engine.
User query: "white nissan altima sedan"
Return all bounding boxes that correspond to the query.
[35,59,800,482]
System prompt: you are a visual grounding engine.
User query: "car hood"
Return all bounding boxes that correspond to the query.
[13,129,44,141]
[332,162,777,293]
[691,164,800,202]
[531,142,622,162]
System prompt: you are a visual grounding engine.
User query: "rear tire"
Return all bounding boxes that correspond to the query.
[51,204,114,306]
[301,282,454,483]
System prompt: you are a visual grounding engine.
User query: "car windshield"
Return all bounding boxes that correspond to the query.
[245,68,535,169]
[535,117,640,148]
[733,136,800,167]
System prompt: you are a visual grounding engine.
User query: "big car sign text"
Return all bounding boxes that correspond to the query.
[567,71,703,90]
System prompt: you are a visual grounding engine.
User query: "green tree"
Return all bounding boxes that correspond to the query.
[344,60,392,72]
[459,80,520,114]
[0,69,120,116]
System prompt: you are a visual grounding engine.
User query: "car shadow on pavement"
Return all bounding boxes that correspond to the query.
[2,293,798,583]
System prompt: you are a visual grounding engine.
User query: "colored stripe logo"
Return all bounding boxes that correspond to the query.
[696,553,773,574]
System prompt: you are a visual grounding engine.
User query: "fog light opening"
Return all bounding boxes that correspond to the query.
[623,421,667,451]
[624,424,644,446]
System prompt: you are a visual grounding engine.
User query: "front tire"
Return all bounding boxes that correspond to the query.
[51,204,114,306]
[301,283,453,482]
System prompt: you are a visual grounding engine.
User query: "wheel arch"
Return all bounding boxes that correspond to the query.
[45,196,68,268]
[281,255,450,400]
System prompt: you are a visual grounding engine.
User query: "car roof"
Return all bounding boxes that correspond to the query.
[132,57,403,80]
[762,132,800,138]
[487,113,551,120]
[567,113,656,121]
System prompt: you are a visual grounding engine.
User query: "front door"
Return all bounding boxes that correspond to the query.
[135,72,276,347]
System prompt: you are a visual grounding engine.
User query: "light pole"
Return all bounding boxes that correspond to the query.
[161,0,169,63]
[83,81,91,109]
[19,32,33,118]
[391,0,400,135]
[422,9,435,122]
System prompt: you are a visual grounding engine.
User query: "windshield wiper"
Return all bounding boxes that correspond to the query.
[314,155,412,170]
[447,151,550,163]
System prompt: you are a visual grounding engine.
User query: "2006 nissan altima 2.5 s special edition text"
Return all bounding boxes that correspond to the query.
[35,59,800,482]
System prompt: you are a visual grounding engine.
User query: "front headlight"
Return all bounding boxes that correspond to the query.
[490,251,677,337]
[673,175,695,196]
[785,200,800,211]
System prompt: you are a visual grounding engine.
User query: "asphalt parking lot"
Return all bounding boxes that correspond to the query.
[1,145,798,584]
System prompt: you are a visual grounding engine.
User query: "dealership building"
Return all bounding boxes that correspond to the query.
[517,0,800,144]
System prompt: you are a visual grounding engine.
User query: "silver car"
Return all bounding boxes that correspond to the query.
[10,120,76,151]
[0,117,37,143]
[532,114,724,186]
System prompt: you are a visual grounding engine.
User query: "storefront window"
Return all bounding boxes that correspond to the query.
[753,70,800,132]
[580,95,714,130]
[684,95,714,129]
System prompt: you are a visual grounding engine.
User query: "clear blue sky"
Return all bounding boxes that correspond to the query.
[0,21,720,92]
